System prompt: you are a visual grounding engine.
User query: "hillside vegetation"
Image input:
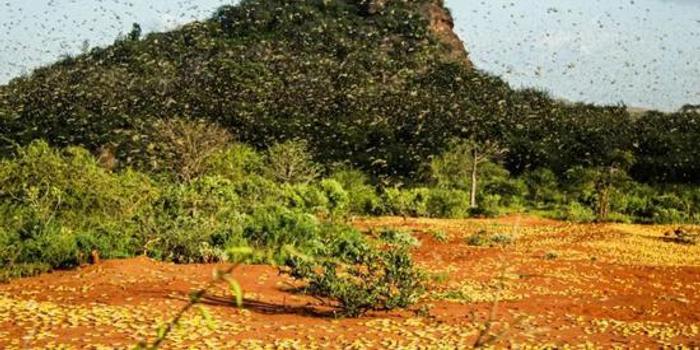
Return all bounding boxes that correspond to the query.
[0,0,697,183]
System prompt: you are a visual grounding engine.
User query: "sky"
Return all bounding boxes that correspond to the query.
[0,0,698,111]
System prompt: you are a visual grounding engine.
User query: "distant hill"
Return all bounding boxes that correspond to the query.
[0,0,697,182]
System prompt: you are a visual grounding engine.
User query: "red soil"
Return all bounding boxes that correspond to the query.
[1,216,699,349]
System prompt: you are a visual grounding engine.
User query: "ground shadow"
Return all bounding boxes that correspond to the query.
[158,290,340,319]
[200,294,339,318]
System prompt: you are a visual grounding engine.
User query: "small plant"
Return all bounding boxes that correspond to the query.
[428,271,450,283]
[378,228,420,247]
[284,242,424,317]
[427,229,449,243]
[466,230,514,247]
[561,202,596,223]
[543,251,559,260]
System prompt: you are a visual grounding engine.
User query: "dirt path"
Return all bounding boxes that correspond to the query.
[1,216,699,349]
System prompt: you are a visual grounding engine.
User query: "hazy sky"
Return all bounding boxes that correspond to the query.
[0,0,698,111]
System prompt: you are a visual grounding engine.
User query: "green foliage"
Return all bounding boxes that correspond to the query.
[264,140,322,184]
[427,229,449,243]
[140,176,243,263]
[465,229,513,247]
[285,242,424,317]
[204,144,263,183]
[522,168,562,206]
[126,118,233,182]
[319,179,350,218]
[243,205,323,264]
[468,194,502,218]
[426,188,470,218]
[331,169,383,215]
[560,202,596,223]
[378,228,420,247]
[382,188,414,217]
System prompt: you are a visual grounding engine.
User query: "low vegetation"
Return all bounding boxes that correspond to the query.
[2,138,698,286]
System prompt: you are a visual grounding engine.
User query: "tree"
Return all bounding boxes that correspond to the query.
[591,150,635,221]
[137,118,233,182]
[264,140,321,184]
[128,23,142,41]
[467,140,508,208]
[431,139,507,208]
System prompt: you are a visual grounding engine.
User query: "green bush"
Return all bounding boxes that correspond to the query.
[285,243,424,317]
[264,140,321,184]
[141,177,244,263]
[483,178,526,207]
[408,188,431,217]
[426,189,469,218]
[204,143,263,183]
[469,194,501,218]
[294,184,329,214]
[243,205,323,264]
[331,169,382,215]
[319,179,350,218]
[378,228,420,247]
[232,175,284,211]
[561,202,596,223]
[0,141,158,272]
[465,229,513,247]
[522,168,563,206]
[382,188,413,217]
[124,118,233,182]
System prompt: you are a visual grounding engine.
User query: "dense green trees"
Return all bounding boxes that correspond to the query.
[0,0,697,208]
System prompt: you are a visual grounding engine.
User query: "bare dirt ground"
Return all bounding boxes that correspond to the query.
[1,215,699,349]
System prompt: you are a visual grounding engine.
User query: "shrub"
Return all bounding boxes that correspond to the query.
[378,228,420,247]
[465,229,513,247]
[0,141,157,271]
[142,177,244,263]
[294,184,329,213]
[382,188,413,217]
[469,194,501,218]
[331,169,382,215]
[0,141,158,222]
[319,179,350,218]
[646,194,689,224]
[284,243,424,317]
[264,140,321,184]
[522,168,562,206]
[128,118,233,182]
[606,212,633,224]
[408,188,431,217]
[561,202,596,223]
[427,229,449,243]
[483,178,526,207]
[426,189,469,218]
[204,143,263,183]
[232,175,284,211]
[651,208,685,224]
[243,205,323,264]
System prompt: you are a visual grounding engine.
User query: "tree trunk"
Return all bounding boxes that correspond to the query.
[470,148,478,208]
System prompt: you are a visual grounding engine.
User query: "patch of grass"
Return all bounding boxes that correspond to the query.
[466,230,514,247]
[427,229,449,243]
[377,228,420,248]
